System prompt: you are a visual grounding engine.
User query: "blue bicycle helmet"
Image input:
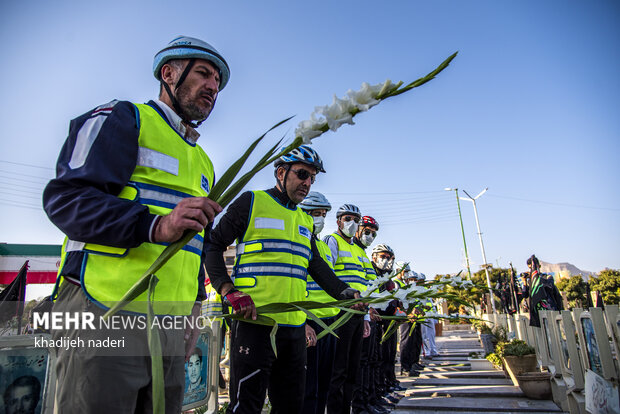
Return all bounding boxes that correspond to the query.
[274,145,326,173]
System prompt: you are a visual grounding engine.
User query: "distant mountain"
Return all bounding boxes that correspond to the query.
[540,261,596,281]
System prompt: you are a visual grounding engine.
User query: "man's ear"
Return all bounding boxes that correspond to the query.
[160,64,177,88]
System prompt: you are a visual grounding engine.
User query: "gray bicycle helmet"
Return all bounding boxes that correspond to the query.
[299,191,332,211]
[336,204,361,218]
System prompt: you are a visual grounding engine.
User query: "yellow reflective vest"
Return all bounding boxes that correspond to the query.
[353,243,376,282]
[204,281,223,318]
[331,233,367,293]
[306,238,339,319]
[58,103,214,316]
[232,191,314,326]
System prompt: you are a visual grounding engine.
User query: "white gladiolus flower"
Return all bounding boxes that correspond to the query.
[346,82,381,111]
[295,113,325,144]
[318,95,356,132]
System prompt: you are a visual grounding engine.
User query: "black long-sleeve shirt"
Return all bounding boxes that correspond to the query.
[205,187,350,299]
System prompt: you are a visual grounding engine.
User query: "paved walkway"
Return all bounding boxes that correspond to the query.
[393,325,565,414]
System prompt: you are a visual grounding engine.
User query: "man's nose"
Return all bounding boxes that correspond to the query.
[204,77,219,93]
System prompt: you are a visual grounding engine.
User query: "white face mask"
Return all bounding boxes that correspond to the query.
[361,233,375,247]
[375,257,394,271]
[312,216,325,235]
[341,220,358,238]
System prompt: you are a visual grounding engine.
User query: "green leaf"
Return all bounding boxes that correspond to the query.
[208,116,293,201]
[103,231,197,319]
[380,52,458,99]
[316,311,353,340]
[380,320,400,344]
[147,275,165,414]
[292,304,339,339]
[270,321,278,358]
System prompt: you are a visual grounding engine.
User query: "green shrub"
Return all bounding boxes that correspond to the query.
[501,339,535,357]
[486,352,503,368]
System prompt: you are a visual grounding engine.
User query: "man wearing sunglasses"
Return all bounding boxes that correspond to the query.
[205,145,360,414]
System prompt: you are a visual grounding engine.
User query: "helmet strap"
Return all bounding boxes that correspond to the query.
[277,165,291,194]
[161,58,201,129]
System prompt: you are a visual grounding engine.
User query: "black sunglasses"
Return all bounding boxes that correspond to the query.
[290,169,316,184]
[343,216,360,223]
[363,229,377,237]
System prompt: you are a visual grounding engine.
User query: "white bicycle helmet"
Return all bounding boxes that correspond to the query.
[299,191,332,211]
[371,244,394,256]
[153,36,230,89]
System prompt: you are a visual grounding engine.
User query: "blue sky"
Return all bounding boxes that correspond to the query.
[1,0,618,277]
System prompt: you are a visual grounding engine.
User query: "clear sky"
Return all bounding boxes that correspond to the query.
[1,0,618,277]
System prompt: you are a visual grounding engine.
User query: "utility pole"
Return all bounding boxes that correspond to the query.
[444,188,472,280]
[461,188,497,313]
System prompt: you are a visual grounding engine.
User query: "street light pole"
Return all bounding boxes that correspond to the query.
[444,188,472,280]
[461,188,497,313]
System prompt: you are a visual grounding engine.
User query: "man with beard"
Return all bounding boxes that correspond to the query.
[43,36,227,412]
[205,146,360,414]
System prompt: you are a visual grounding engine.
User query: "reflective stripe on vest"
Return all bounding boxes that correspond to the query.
[204,283,223,317]
[236,239,311,260]
[60,102,215,316]
[353,245,377,281]
[235,263,308,280]
[232,190,313,326]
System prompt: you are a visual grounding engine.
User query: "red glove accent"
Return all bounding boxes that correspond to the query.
[224,289,254,313]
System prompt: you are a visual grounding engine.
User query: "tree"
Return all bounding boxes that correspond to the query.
[435,267,512,313]
[589,269,620,305]
[555,275,588,309]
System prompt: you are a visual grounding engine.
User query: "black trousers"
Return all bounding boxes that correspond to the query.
[399,322,422,372]
[327,313,364,414]
[381,321,398,386]
[371,321,384,399]
[303,317,337,414]
[227,320,306,414]
[352,321,377,410]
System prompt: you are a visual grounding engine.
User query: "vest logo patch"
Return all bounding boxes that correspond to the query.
[201,174,210,193]
[298,225,311,239]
